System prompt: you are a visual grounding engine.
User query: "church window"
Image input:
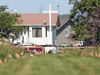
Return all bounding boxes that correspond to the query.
[32,28,42,37]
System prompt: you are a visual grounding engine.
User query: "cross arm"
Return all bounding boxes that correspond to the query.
[43,11,58,13]
[51,11,58,13]
[43,11,49,13]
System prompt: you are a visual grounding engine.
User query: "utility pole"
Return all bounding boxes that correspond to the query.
[57,5,59,15]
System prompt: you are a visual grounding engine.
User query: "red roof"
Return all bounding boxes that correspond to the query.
[16,14,58,26]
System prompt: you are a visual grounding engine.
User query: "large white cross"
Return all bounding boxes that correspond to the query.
[43,4,58,45]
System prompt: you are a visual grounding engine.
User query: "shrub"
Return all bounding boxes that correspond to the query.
[48,50,53,54]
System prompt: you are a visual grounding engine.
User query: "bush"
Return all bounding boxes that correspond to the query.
[48,50,53,54]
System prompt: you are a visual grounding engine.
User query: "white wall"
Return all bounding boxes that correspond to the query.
[28,26,49,45]
[13,26,56,45]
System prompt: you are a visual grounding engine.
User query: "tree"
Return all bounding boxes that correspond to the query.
[83,7,100,45]
[69,0,100,45]
[0,6,25,42]
[38,5,44,14]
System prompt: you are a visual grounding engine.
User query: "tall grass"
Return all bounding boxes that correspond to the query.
[59,46,100,57]
[0,41,29,62]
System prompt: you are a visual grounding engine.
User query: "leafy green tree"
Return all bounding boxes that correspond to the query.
[0,6,25,42]
[69,0,100,45]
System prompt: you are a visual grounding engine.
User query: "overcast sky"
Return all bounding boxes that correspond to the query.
[0,0,73,15]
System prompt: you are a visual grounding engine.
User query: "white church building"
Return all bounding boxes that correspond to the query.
[12,5,58,46]
[13,13,58,46]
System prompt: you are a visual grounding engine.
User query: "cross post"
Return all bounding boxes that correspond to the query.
[43,4,58,45]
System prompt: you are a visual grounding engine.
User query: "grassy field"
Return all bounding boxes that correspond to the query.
[0,46,100,75]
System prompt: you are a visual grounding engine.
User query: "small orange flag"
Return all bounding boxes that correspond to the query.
[76,52,77,55]
[0,60,2,65]
[16,53,20,59]
[30,54,33,57]
[8,54,12,58]
[21,52,24,55]
[89,53,90,55]
[71,50,73,53]
[91,52,93,57]
[98,54,100,57]
[42,50,44,53]
[28,53,30,55]
[86,53,87,55]
[35,52,38,55]
[5,58,7,62]
[15,53,17,55]
[40,51,42,54]
[35,52,36,55]
[81,52,83,56]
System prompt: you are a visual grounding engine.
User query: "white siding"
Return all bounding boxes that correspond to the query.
[13,26,56,45]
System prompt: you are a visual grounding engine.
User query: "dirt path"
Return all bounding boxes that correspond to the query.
[17,64,31,75]
[16,57,33,75]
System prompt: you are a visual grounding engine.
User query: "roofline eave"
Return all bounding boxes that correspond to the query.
[13,24,56,27]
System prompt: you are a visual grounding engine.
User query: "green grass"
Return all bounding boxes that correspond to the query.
[0,52,100,75]
[0,42,29,61]
[1,42,100,75]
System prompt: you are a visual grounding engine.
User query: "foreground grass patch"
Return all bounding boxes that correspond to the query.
[1,47,100,75]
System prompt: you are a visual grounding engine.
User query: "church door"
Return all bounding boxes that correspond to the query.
[22,36,24,43]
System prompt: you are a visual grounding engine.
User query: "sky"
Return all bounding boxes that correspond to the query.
[0,0,73,15]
